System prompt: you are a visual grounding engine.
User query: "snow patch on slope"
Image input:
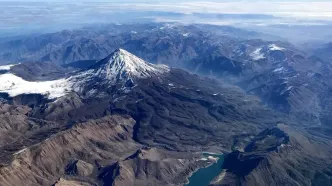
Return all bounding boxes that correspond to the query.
[14,148,27,155]
[0,63,19,70]
[273,67,285,73]
[269,44,285,51]
[250,48,265,60]
[0,73,70,99]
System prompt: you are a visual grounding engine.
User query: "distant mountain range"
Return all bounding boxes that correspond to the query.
[312,42,332,63]
[0,23,281,65]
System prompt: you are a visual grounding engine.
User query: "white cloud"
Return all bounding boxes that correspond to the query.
[1,1,332,36]
[99,1,332,19]
[2,1,332,20]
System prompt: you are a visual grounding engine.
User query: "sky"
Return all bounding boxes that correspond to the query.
[1,1,332,36]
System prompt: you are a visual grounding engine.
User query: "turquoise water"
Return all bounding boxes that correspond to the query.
[185,153,224,186]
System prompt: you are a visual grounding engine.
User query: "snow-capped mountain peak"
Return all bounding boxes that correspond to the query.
[0,49,170,99]
[92,48,169,82]
[68,49,170,95]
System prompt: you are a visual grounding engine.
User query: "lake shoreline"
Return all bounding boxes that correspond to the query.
[184,153,224,186]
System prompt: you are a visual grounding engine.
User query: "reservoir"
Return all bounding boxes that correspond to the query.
[185,153,224,186]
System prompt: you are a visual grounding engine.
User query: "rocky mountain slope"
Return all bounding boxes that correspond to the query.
[215,124,332,186]
[0,38,331,185]
[0,49,290,186]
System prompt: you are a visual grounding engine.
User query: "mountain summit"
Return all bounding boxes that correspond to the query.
[91,48,169,82]
[68,49,170,95]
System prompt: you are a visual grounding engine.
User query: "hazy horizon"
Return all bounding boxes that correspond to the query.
[1,0,332,43]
